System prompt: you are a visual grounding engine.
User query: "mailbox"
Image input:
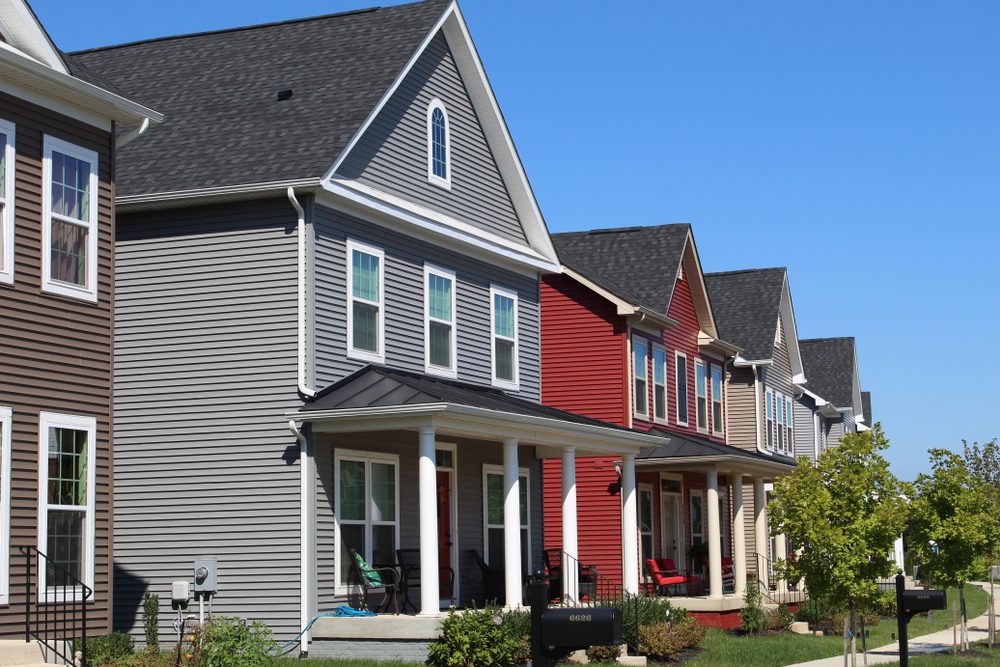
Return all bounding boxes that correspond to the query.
[901,589,946,613]
[540,608,622,649]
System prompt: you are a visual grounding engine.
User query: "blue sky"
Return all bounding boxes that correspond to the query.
[35,1,999,480]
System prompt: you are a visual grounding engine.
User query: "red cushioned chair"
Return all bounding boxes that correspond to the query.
[645,559,688,596]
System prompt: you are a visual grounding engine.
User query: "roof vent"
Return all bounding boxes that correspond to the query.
[277,89,293,101]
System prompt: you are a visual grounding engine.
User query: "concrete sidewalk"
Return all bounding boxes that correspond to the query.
[785,583,997,666]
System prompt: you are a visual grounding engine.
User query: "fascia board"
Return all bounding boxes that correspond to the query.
[733,356,772,367]
[780,272,806,379]
[635,455,795,475]
[116,178,322,211]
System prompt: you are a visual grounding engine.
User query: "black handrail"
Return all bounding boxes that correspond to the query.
[753,551,807,605]
[19,545,91,667]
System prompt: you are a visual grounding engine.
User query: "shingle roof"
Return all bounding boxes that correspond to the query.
[551,224,691,315]
[799,337,857,408]
[861,391,872,424]
[641,429,797,468]
[704,268,786,361]
[66,0,449,197]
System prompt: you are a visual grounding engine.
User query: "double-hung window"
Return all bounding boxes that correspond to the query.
[346,240,384,363]
[632,337,649,419]
[483,465,530,571]
[695,359,708,433]
[675,352,689,426]
[775,391,785,452]
[335,450,398,589]
[38,412,95,600]
[765,388,775,450]
[424,264,457,377]
[490,285,518,389]
[42,137,98,301]
[0,407,10,603]
[690,490,704,546]
[711,364,724,436]
[427,99,450,188]
[652,344,667,423]
[0,119,14,284]
[785,396,794,453]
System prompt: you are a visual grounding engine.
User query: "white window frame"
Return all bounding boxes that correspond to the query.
[424,263,457,378]
[41,136,98,302]
[785,396,794,454]
[711,363,724,437]
[0,407,11,604]
[0,119,15,285]
[632,336,649,420]
[695,359,708,434]
[652,343,668,424]
[482,464,531,571]
[333,448,400,595]
[690,489,704,546]
[37,412,96,602]
[775,391,785,453]
[426,98,451,190]
[765,387,775,451]
[675,352,689,426]
[345,239,385,364]
[638,483,654,567]
[489,284,519,390]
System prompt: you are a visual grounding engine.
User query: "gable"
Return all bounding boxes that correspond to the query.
[335,30,528,245]
[0,0,66,72]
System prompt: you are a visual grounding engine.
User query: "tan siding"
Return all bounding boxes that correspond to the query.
[0,90,114,636]
[725,366,759,453]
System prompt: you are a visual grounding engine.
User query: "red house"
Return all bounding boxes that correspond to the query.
[541,225,796,627]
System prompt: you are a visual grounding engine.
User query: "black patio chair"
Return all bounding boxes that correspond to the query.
[469,549,504,605]
[347,548,399,614]
[543,548,599,602]
[395,548,455,613]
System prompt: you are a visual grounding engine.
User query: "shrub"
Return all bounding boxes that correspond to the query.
[594,592,682,648]
[794,598,834,627]
[638,618,706,659]
[195,617,275,667]
[739,582,766,635]
[108,650,176,667]
[585,643,622,663]
[427,607,521,667]
[765,605,794,632]
[81,631,134,665]
[142,592,160,652]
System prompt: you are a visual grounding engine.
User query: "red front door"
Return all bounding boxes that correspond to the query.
[437,470,453,599]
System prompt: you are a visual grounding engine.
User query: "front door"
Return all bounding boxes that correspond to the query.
[661,494,683,568]
[436,470,454,602]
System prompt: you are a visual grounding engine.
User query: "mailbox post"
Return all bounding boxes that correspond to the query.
[896,573,948,667]
[528,572,622,667]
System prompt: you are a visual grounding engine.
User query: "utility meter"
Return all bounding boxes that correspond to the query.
[171,581,190,610]
[193,557,218,594]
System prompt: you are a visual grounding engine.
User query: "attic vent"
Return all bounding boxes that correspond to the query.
[277,89,293,101]
[588,226,642,235]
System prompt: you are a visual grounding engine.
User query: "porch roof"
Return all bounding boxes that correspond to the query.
[294,365,663,454]
[637,429,798,475]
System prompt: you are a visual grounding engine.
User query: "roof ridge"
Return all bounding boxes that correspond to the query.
[553,222,690,237]
[705,266,786,277]
[800,336,855,343]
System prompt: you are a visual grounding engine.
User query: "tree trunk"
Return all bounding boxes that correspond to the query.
[990,574,996,648]
[843,617,849,667]
[960,584,968,651]
[850,602,857,667]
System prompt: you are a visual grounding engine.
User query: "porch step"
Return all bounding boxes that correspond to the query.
[0,640,60,666]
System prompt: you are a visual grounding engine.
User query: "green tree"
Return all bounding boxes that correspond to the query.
[963,438,1000,491]
[909,449,1000,649]
[769,426,907,663]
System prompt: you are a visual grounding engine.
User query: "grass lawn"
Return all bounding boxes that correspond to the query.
[886,642,1000,665]
[274,660,409,667]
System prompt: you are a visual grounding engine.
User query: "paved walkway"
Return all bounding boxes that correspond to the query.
[785,583,997,666]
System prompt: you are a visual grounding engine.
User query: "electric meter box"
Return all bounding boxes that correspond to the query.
[193,558,218,594]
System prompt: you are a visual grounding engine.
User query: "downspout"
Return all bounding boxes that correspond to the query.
[813,411,821,463]
[115,117,149,149]
[289,420,314,654]
[751,364,767,455]
[287,187,316,399]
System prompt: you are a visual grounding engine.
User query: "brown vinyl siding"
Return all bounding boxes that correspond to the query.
[0,90,114,636]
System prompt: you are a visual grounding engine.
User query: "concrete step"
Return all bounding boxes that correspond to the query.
[0,639,62,666]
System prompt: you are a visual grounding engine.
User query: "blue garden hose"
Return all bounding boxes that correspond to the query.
[277,605,376,654]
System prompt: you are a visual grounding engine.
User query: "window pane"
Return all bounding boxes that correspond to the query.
[0,131,6,199]
[676,358,688,421]
[370,462,395,523]
[655,386,666,419]
[634,379,647,414]
[50,217,88,287]
[661,479,681,494]
[435,449,453,469]
[351,249,380,302]
[519,474,528,526]
[372,525,395,567]
[711,366,722,401]
[429,321,451,368]
[431,107,447,179]
[639,490,652,533]
[495,339,514,381]
[641,534,653,563]
[713,401,723,432]
[428,273,452,322]
[352,302,378,353]
[47,427,87,506]
[46,509,83,586]
[633,340,647,378]
[339,460,365,521]
[653,348,665,384]
[494,294,514,338]
[487,527,504,566]
[696,363,707,397]
[340,524,364,585]
[691,496,703,536]
[486,473,503,525]
[51,151,90,222]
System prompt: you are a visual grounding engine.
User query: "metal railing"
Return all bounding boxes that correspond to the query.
[20,545,91,667]
[753,551,807,605]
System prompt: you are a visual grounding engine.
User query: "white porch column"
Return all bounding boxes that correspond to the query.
[297,426,316,647]
[731,474,747,598]
[418,427,440,615]
[893,535,906,575]
[753,477,769,590]
[706,466,723,599]
[621,453,639,596]
[561,447,579,603]
[775,533,789,594]
[503,438,523,608]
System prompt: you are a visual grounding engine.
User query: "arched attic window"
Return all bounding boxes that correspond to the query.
[427,99,450,188]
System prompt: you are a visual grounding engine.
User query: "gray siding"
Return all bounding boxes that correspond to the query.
[763,317,795,399]
[336,32,527,245]
[793,395,816,462]
[827,414,844,446]
[114,199,303,641]
[312,203,541,401]
[842,408,856,436]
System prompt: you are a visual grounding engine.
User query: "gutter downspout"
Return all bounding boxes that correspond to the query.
[115,117,150,149]
[288,187,316,399]
[751,364,767,456]
[290,420,314,654]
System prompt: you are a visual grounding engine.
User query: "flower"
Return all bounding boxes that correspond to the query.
[492,615,503,626]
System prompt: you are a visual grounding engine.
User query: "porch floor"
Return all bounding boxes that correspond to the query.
[662,588,807,611]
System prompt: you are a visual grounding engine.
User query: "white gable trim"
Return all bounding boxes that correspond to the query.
[324,2,559,267]
[0,0,65,73]
[678,229,720,339]
[778,272,806,382]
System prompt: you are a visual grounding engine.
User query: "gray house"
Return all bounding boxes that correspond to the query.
[795,337,865,460]
[68,0,661,655]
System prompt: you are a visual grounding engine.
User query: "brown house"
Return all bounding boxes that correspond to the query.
[0,0,160,645]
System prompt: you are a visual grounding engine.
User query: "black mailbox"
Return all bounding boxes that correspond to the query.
[902,589,947,613]
[540,608,622,648]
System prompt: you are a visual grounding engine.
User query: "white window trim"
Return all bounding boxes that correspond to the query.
[765,387,775,451]
[482,464,531,571]
[0,407,11,604]
[775,391,785,453]
[786,396,794,455]
[41,136,98,302]
[632,336,649,420]
[675,351,689,427]
[690,489,704,544]
[345,239,385,364]
[652,343,668,425]
[489,284,519,390]
[37,412,96,603]
[424,263,458,378]
[426,98,451,190]
[695,358,708,434]
[0,119,15,285]
[711,363,724,437]
[638,483,654,567]
[333,448,400,595]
